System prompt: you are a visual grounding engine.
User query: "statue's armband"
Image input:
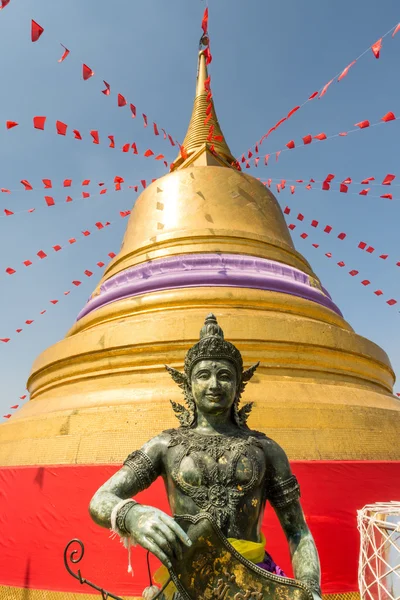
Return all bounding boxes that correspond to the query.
[268,474,300,508]
[123,449,159,493]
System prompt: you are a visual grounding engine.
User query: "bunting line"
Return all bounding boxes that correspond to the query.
[27,17,180,150]
[0,175,150,196]
[267,175,399,203]
[290,225,398,310]
[240,110,398,167]
[3,208,131,278]
[1,177,154,220]
[241,21,400,157]
[0,253,116,345]
[5,116,170,168]
[280,203,399,269]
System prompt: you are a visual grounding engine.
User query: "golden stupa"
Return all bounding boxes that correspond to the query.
[0,48,399,600]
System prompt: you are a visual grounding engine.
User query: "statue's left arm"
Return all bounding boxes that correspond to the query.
[263,440,321,599]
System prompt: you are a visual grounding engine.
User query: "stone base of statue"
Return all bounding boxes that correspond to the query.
[165,514,314,600]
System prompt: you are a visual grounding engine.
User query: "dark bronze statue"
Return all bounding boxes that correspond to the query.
[89,314,321,600]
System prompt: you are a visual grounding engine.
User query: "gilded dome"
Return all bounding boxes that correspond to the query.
[104,167,317,280]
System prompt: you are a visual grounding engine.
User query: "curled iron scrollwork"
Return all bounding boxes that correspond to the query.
[63,538,124,600]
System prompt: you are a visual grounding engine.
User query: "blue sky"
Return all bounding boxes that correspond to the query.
[0,0,399,417]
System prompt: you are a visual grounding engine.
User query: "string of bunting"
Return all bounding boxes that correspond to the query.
[3,205,131,278]
[0,252,116,345]
[280,203,399,269]
[264,172,400,192]
[29,18,179,150]
[240,110,397,167]
[241,21,400,158]
[265,172,399,201]
[1,176,155,219]
[289,222,398,309]
[5,116,170,168]
[0,175,154,196]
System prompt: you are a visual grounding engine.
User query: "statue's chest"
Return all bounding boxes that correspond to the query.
[166,429,266,532]
[177,450,259,490]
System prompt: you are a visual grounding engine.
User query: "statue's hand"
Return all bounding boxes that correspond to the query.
[125,505,192,568]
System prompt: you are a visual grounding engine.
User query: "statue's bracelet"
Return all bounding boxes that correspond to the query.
[116,500,139,536]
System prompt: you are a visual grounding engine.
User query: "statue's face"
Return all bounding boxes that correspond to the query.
[191,359,237,415]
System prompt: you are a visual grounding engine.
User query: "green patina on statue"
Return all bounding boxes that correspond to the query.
[89,314,321,600]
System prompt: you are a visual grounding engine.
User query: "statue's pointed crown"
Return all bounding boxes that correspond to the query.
[184,313,243,377]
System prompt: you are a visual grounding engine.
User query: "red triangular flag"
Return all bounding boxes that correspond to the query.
[6,121,18,129]
[31,20,44,42]
[82,64,94,80]
[102,81,110,95]
[118,93,127,107]
[355,120,370,129]
[58,44,70,63]
[33,116,46,130]
[56,120,67,136]
[338,61,356,82]
[21,180,33,191]
[201,7,209,34]
[319,79,333,99]
[393,23,400,38]
[382,174,395,185]
[381,111,396,122]
[371,38,382,59]
[287,106,300,119]
[90,130,99,144]
[286,140,295,149]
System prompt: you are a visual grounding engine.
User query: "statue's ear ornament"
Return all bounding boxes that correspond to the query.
[239,361,259,396]
[169,400,193,428]
[237,402,254,427]
[242,361,260,383]
[165,365,188,390]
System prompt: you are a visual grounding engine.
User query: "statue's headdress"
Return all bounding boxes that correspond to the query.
[166,314,259,428]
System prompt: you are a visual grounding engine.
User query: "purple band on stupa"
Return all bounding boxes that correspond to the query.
[77,253,342,321]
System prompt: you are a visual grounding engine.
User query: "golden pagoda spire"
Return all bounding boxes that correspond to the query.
[171,49,236,170]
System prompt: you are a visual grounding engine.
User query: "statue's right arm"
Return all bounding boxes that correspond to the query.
[89,432,191,568]
[89,433,166,528]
